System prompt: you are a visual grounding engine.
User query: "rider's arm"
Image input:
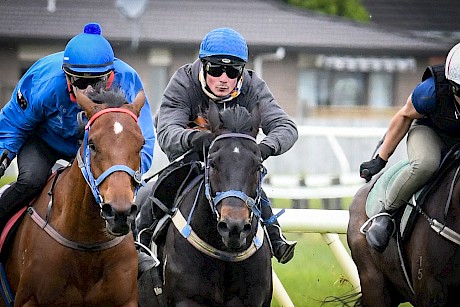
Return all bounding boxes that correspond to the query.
[155,66,198,161]
[378,95,424,161]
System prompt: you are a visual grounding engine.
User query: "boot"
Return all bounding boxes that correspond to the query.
[261,193,297,264]
[266,223,297,264]
[136,223,157,275]
[365,209,395,253]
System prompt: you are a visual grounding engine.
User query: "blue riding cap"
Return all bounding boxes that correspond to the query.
[63,23,114,77]
[199,28,248,63]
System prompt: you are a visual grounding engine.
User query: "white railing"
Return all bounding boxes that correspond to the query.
[272,209,360,306]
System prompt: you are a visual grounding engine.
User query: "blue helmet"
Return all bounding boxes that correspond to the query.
[199,28,248,64]
[63,23,114,77]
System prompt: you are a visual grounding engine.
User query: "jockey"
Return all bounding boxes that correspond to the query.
[136,27,298,269]
[0,23,155,228]
[360,42,460,253]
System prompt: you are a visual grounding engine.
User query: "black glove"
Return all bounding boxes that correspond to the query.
[189,131,213,153]
[0,149,11,179]
[359,154,387,182]
[258,143,273,161]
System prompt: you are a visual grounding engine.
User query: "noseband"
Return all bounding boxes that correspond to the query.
[76,108,145,211]
[204,133,267,221]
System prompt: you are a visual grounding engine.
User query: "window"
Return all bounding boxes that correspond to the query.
[297,55,408,117]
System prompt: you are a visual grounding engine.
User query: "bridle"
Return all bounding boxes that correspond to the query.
[204,132,267,222]
[171,132,267,261]
[76,107,145,213]
[26,107,145,252]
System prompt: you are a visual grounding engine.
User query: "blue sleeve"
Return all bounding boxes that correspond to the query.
[0,71,44,160]
[113,59,155,174]
[411,76,436,114]
[138,94,155,173]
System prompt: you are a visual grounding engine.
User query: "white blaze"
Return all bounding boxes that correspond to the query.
[233,146,240,154]
[114,121,123,134]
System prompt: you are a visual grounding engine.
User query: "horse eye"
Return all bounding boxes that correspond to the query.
[88,141,96,152]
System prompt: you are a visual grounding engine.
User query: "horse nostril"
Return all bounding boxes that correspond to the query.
[101,203,115,220]
[243,223,251,233]
[217,221,229,234]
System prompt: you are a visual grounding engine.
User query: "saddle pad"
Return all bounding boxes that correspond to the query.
[0,206,27,255]
[365,159,410,217]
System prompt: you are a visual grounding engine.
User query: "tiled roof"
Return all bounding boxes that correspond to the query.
[0,0,451,55]
[363,0,460,42]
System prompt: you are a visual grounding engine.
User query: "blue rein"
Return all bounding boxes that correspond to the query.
[76,109,145,209]
[204,133,267,221]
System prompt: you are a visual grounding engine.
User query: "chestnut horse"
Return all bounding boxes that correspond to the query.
[348,150,460,306]
[0,87,145,306]
[139,102,272,306]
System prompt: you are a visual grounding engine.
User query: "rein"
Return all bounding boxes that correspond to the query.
[408,164,460,245]
[171,181,265,262]
[78,108,145,208]
[26,107,144,251]
[204,133,267,221]
[171,132,267,262]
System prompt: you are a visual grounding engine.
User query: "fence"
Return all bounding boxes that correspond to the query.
[272,209,360,306]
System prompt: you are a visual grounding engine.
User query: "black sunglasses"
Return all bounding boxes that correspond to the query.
[70,76,108,90]
[205,62,243,79]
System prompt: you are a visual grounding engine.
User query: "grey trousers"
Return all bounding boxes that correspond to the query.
[385,124,446,211]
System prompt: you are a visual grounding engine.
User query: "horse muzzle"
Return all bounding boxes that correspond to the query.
[101,202,137,236]
[217,218,252,250]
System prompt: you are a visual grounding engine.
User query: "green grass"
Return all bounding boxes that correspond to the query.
[271,233,355,306]
[270,198,355,306]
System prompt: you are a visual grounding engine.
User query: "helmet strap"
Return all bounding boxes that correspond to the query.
[66,76,77,102]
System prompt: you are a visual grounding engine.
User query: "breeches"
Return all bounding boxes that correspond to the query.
[385,124,445,210]
[0,137,69,220]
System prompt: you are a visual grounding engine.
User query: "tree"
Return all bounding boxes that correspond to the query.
[282,0,370,23]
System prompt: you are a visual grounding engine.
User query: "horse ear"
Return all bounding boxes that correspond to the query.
[207,101,221,133]
[250,103,261,138]
[74,87,102,119]
[129,90,145,117]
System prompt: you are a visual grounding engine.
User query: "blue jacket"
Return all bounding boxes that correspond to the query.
[0,51,155,173]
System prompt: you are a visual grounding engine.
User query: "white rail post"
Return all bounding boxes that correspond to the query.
[272,269,295,307]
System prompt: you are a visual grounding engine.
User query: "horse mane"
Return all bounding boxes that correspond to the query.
[87,83,127,107]
[217,106,253,135]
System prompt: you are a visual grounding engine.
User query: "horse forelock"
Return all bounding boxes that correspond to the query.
[218,106,253,135]
[87,86,127,108]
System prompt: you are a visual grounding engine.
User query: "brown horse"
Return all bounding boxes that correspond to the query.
[348,153,460,306]
[1,87,145,306]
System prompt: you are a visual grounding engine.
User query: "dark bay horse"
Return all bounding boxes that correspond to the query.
[348,152,460,306]
[144,102,272,306]
[1,87,146,306]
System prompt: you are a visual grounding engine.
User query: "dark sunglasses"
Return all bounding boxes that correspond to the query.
[205,62,243,79]
[450,81,460,97]
[69,75,109,90]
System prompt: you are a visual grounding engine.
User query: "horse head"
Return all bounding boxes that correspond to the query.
[205,101,264,250]
[74,86,145,236]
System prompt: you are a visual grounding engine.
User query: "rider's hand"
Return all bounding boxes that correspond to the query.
[189,131,213,152]
[258,143,273,161]
[360,154,387,182]
[0,150,11,179]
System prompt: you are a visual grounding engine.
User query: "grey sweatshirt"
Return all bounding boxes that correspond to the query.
[155,59,298,161]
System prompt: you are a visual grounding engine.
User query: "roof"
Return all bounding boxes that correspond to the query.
[0,0,451,56]
[362,0,460,42]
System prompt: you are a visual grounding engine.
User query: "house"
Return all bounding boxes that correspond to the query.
[362,0,460,43]
[0,0,452,176]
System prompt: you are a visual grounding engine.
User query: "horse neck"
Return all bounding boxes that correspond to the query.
[49,163,108,241]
